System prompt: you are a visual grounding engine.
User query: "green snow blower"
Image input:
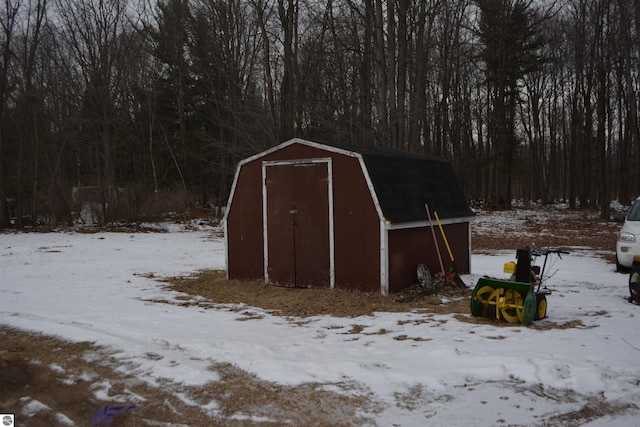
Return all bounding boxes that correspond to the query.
[470,248,568,325]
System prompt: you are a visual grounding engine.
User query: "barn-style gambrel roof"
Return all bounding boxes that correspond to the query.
[224,138,474,294]
[320,141,475,224]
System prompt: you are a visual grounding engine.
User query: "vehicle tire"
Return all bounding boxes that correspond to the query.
[616,256,630,273]
[534,294,547,320]
[629,271,640,304]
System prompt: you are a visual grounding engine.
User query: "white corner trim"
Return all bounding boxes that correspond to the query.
[223,218,229,279]
[261,162,269,284]
[380,220,389,296]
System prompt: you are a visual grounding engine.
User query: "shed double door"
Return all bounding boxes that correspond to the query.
[264,160,332,287]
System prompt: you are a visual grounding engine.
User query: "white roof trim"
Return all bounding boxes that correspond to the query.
[385,215,476,230]
[224,138,386,223]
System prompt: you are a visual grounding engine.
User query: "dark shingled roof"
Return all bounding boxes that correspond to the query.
[322,142,475,224]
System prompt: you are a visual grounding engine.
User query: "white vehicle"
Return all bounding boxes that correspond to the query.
[617,196,640,271]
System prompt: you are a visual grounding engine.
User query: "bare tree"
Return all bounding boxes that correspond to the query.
[190,0,270,205]
[0,0,20,228]
[55,0,142,222]
[12,0,47,228]
[250,0,278,141]
[475,0,548,208]
[615,0,640,202]
[0,0,637,225]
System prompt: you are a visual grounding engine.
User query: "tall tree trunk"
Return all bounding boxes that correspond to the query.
[251,0,278,144]
[0,0,19,228]
[395,0,407,150]
[371,0,388,145]
[278,0,297,141]
[617,0,640,199]
[407,0,431,151]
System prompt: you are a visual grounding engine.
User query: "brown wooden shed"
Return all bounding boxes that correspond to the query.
[223,138,475,295]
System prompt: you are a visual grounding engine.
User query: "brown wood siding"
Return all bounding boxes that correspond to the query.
[226,161,264,280]
[440,222,471,274]
[387,227,433,292]
[387,222,470,293]
[331,154,380,291]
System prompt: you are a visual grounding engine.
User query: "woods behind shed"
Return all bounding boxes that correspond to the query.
[223,138,475,296]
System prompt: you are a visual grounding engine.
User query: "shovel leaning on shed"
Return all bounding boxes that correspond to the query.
[433,211,468,289]
[425,204,445,278]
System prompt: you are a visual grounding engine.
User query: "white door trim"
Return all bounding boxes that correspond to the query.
[262,158,335,288]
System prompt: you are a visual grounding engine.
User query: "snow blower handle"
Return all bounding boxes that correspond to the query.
[546,249,570,260]
[531,248,569,258]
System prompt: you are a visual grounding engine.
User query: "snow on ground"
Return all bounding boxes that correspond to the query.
[2,216,640,426]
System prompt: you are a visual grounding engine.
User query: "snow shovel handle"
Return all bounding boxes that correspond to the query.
[425,204,445,276]
[433,211,455,262]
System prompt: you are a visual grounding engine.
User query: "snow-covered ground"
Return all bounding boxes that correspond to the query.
[1,215,640,426]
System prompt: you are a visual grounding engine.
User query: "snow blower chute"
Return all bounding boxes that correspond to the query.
[470,248,568,325]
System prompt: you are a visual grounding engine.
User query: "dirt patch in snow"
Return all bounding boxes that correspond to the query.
[0,326,379,426]
[471,206,620,253]
[160,270,471,318]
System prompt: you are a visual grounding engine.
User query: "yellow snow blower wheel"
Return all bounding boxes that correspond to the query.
[471,248,566,324]
[534,294,547,320]
[471,278,536,325]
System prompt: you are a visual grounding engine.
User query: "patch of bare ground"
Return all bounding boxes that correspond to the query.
[159,270,471,318]
[472,206,621,252]
[0,326,379,426]
[532,392,637,427]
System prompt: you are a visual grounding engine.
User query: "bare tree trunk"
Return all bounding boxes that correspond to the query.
[277,0,297,141]
[395,0,407,150]
[617,0,640,200]
[251,0,278,144]
[407,1,431,151]
[371,0,388,145]
[596,64,609,218]
[0,0,19,228]
[0,131,8,227]
[23,0,47,224]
